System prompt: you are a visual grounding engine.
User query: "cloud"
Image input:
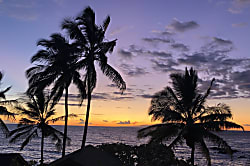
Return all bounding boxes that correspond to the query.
[117,120,130,124]
[0,0,38,21]
[118,49,134,59]
[113,91,132,95]
[228,8,242,14]
[228,0,250,14]
[57,103,85,107]
[243,124,250,126]
[151,30,175,36]
[212,37,233,45]
[109,26,133,36]
[103,120,108,122]
[166,19,199,32]
[151,59,180,73]
[143,37,172,44]
[170,43,189,52]
[232,22,248,27]
[137,94,153,99]
[119,63,149,77]
[146,50,172,58]
[79,119,84,124]
[107,84,117,88]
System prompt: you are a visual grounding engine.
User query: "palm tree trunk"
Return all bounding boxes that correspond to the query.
[62,87,69,157]
[81,74,92,149]
[41,129,44,165]
[191,145,195,166]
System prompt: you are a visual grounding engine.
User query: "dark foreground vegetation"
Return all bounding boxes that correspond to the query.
[0,5,245,166]
[98,143,189,166]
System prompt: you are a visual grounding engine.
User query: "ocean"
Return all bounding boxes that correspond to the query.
[0,124,250,166]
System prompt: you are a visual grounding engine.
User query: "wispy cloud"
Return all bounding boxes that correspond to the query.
[166,19,199,32]
[0,0,38,21]
[232,22,248,27]
[228,0,250,14]
[119,63,149,77]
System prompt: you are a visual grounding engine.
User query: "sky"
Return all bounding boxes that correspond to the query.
[0,0,250,130]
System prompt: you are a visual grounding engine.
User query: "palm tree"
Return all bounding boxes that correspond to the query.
[26,33,86,157]
[9,91,75,165]
[138,67,244,166]
[62,6,126,148]
[0,71,16,136]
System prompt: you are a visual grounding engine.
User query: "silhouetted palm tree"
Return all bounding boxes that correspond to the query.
[26,33,85,157]
[62,6,126,148]
[138,68,244,166]
[9,91,75,165]
[0,71,16,136]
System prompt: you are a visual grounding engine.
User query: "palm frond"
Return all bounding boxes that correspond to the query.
[98,40,117,54]
[44,124,70,151]
[31,50,51,63]
[201,121,244,131]
[9,125,34,137]
[197,139,211,166]
[49,77,65,108]
[19,118,36,125]
[199,113,232,123]
[20,129,38,150]
[102,16,110,32]
[77,6,97,45]
[61,18,87,45]
[168,129,185,149]
[15,106,39,120]
[0,99,18,105]
[194,78,215,115]
[203,131,233,156]
[0,106,15,119]
[45,109,56,120]
[0,86,11,99]
[48,113,78,123]
[0,118,9,136]
[72,71,87,105]
[138,123,183,143]
[166,87,186,115]
[99,62,126,92]
[170,68,198,109]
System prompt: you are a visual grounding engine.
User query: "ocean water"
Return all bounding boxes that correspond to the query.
[0,124,250,166]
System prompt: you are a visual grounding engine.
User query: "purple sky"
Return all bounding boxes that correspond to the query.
[0,0,250,127]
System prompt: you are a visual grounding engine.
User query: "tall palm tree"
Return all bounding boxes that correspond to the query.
[26,33,86,157]
[138,68,244,166]
[0,71,16,136]
[9,91,75,165]
[62,6,126,148]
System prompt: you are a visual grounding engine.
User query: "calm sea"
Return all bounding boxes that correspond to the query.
[0,124,249,166]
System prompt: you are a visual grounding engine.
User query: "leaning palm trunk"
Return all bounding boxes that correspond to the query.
[62,87,69,157]
[41,129,44,165]
[191,146,195,166]
[81,73,92,149]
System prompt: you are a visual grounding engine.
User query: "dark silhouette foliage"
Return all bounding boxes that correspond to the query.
[9,91,74,165]
[26,33,85,157]
[138,67,244,166]
[97,143,188,166]
[0,71,17,136]
[62,6,126,148]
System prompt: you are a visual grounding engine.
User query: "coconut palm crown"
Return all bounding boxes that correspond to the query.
[138,67,244,166]
[26,33,85,157]
[9,91,75,165]
[62,6,126,148]
[0,71,16,136]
